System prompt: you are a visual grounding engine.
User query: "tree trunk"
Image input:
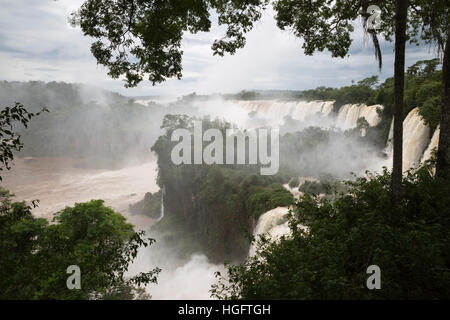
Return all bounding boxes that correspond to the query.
[436,26,450,180]
[392,0,408,204]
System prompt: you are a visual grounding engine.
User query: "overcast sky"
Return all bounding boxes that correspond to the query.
[0,0,438,97]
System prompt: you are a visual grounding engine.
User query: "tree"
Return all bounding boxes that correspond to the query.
[408,0,450,180]
[211,167,450,299]
[392,0,408,203]
[0,189,47,299]
[73,0,447,196]
[73,0,387,87]
[0,194,159,300]
[71,0,270,87]
[439,26,450,179]
[73,0,398,202]
[0,103,48,181]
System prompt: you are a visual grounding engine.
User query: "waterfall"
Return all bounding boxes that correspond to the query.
[233,99,437,172]
[385,107,432,171]
[248,207,291,257]
[359,105,383,126]
[421,126,440,164]
[237,100,333,123]
[336,104,383,129]
[402,107,431,170]
[385,118,394,157]
[248,207,309,257]
[158,186,165,222]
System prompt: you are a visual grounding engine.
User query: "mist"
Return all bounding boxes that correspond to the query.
[128,229,224,300]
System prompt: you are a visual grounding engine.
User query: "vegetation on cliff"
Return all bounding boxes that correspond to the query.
[212,166,450,299]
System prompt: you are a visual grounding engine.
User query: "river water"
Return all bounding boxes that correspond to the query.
[1,156,222,299]
[1,156,159,228]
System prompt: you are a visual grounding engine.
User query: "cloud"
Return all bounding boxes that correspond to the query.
[0,1,437,97]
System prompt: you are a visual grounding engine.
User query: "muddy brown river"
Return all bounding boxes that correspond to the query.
[1,157,159,229]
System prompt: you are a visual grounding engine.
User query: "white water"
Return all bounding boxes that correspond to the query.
[421,126,440,164]
[158,186,165,222]
[386,107,433,172]
[336,104,383,129]
[237,100,334,123]
[248,103,440,260]
[129,247,223,300]
[248,206,309,257]
[232,100,382,130]
[249,207,291,257]
[402,108,431,170]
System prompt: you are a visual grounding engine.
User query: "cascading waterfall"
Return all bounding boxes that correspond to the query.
[335,103,383,129]
[158,186,165,222]
[402,108,431,170]
[248,207,291,257]
[386,107,431,171]
[234,100,437,172]
[237,100,334,123]
[385,118,394,157]
[236,100,382,130]
[248,207,309,257]
[247,104,440,260]
[421,126,440,164]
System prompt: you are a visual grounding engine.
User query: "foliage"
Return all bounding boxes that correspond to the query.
[129,190,162,219]
[405,59,443,131]
[298,180,326,196]
[97,282,152,300]
[288,177,299,189]
[72,0,269,87]
[211,167,450,299]
[246,183,294,220]
[150,115,293,262]
[301,77,379,111]
[0,193,159,300]
[0,102,48,180]
[299,175,348,200]
[408,0,449,51]
[299,59,444,142]
[75,0,432,88]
